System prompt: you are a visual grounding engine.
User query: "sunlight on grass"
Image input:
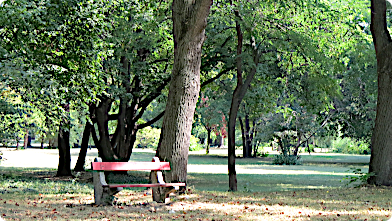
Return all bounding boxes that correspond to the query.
[1,167,392,220]
[188,164,367,176]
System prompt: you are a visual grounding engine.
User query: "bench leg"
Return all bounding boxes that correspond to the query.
[152,186,178,203]
[93,171,123,205]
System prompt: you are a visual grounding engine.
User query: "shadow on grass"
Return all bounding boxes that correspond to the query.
[187,172,351,192]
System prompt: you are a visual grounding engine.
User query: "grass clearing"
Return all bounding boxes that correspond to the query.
[0,170,391,221]
[1,148,388,220]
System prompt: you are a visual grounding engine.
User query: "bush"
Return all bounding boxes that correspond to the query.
[330,137,370,154]
[256,146,270,157]
[273,154,302,165]
[135,126,161,149]
[189,136,203,151]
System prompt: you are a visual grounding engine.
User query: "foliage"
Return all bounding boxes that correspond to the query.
[273,154,302,165]
[341,168,376,187]
[256,149,270,157]
[330,137,370,154]
[189,136,204,152]
[134,126,161,149]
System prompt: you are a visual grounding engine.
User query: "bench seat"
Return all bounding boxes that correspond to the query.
[91,157,185,205]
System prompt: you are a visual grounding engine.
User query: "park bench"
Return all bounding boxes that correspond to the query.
[91,157,185,205]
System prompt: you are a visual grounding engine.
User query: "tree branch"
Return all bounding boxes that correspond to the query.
[370,0,391,54]
[137,111,165,129]
[201,67,233,88]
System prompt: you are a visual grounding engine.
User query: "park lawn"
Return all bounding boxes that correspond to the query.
[129,151,369,192]
[0,169,391,221]
[0,149,386,220]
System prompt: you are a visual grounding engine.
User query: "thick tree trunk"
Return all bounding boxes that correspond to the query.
[369,50,392,185]
[74,122,92,171]
[92,97,119,162]
[368,0,392,185]
[154,0,212,202]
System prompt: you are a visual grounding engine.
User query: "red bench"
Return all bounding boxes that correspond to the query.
[91,157,185,205]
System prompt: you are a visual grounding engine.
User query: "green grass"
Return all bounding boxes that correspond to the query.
[0,150,389,220]
[125,151,369,192]
[0,171,391,220]
[0,168,93,195]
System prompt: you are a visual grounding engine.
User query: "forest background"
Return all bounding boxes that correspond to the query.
[0,0,382,191]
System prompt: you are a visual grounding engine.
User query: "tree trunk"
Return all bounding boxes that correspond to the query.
[15,136,19,149]
[154,0,212,202]
[56,103,72,177]
[206,127,211,154]
[368,0,392,185]
[91,97,119,162]
[74,121,92,172]
[239,114,252,158]
[253,127,258,157]
[239,116,246,157]
[244,114,252,157]
[294,131,301,156]
[23,129,29,149]
[216,135,223,147]
[228,10,260,191]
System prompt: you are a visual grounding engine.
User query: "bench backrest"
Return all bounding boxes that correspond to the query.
[91,157,170,171]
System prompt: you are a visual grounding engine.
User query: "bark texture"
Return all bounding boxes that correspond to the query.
[228,12,260,191]
[154,0,212,202]
[368,0,392,185]
[56,104,72,177]
[74,121,92,171]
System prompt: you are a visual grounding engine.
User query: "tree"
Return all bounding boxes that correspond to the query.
[88,0,173,163]
[154,0,212,202]
[0,0,113,176]
[368,0,392,185]
[202,0,363,190]
[196,92,229,153]
[73,121,92,171]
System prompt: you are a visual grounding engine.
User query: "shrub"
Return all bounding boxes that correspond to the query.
[256,146,270,157]
[341,168,376,187]
[189,136,203,151]
[135,126,161,149]
[273,154,302,165]
[331,137,370,154]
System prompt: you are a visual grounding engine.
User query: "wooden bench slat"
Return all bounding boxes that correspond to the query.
[106,183,186,188]
[92,157,186,205]
[92,161,171,171]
